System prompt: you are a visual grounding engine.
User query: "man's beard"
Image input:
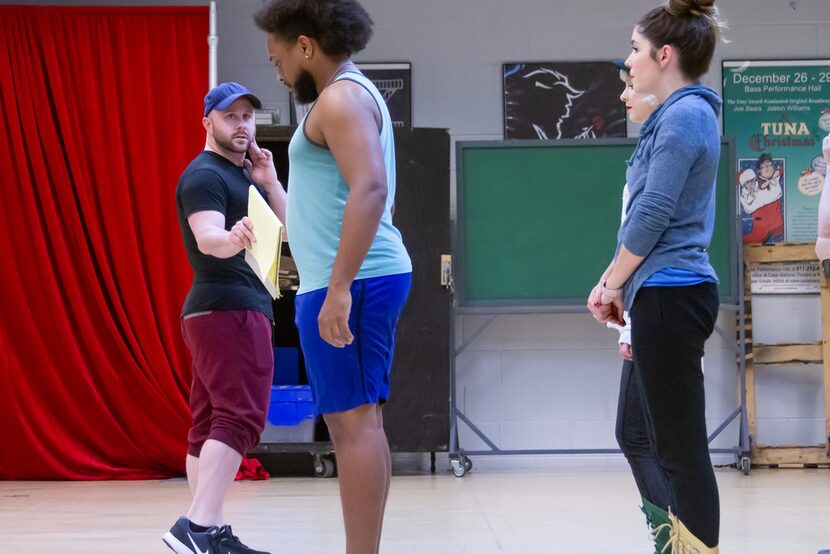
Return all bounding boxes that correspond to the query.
[215,131,250,154]
[293,69,320,104]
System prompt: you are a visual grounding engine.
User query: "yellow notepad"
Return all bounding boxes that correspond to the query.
[244,185,284,299]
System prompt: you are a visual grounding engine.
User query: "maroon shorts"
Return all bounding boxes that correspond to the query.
[180,310,273,457]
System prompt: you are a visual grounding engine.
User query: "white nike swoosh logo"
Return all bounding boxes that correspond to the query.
[188,532,209,554]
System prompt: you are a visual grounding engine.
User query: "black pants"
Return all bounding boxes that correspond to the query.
[615,358,672,510]
[629,283,720,547]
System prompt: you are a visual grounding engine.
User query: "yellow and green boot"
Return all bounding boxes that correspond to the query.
[661,509,719,554]
[640,497,671,554]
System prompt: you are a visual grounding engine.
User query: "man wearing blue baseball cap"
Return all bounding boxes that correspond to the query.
[202,81,263,116]
[163,82,285,554]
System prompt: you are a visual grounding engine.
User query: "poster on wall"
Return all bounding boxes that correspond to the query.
[288,92,312,125]
[356,62,411,128]
[749,260,820,294]
[502,61,626,140]
[722,59,830,244]
[290,62,412,128]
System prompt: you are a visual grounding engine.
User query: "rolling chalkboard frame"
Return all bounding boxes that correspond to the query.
[447,138,750,474]
[453,137,740,313]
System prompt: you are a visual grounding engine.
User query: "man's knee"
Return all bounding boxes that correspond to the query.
[208,416,266,455]
[324,403,381,442]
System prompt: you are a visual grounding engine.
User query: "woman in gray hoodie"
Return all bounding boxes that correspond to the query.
[587,1,727,552]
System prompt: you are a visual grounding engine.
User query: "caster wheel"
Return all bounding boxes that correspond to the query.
[450,458,466,478]
[314,455,336,478]
[463,457,473,472]
[740,456,750,476]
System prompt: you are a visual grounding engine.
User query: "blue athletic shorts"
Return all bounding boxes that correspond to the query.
[294,273,412,415]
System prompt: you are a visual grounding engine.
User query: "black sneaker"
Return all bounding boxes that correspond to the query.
[213,525,271,554]
[163,516,219,554]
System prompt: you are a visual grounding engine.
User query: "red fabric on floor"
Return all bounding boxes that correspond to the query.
[235,458,270,481]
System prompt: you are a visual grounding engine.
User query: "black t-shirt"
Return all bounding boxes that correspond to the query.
[176,150,273,320]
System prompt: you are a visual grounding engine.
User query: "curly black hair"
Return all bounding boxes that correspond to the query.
[253,0,374,56]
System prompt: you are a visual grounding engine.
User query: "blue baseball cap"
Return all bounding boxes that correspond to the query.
[203,82,262,116]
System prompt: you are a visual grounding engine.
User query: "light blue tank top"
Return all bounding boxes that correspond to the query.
[286,71,412,295]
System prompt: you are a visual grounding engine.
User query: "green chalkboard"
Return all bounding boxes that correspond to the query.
[455,138,737,309]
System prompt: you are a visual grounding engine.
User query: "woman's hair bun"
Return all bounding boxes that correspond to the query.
[666,0,716,18]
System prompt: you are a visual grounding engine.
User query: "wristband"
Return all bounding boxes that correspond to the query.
[601,280,622,299]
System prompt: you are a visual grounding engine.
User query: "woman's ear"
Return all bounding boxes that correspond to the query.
[658,44,674,70]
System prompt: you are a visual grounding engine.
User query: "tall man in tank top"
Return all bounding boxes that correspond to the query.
[254,1,412,552]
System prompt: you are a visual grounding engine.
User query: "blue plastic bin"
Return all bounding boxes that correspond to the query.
[267,385,314,425]
[261,385,315,443]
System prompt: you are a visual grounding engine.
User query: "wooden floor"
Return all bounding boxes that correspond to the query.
[3,464,828,553]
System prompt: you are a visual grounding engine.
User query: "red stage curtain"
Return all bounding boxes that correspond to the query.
[0,6,209,479]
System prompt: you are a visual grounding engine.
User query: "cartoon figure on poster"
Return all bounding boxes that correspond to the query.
[504,66,586,139]
[799,130,827,198]
[738,153,785,244]
[503,62,626,140]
